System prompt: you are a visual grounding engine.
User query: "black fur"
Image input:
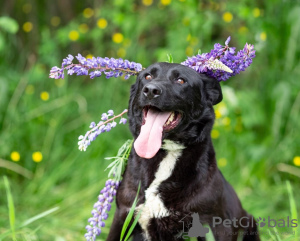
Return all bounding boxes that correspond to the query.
[107,63,260,241]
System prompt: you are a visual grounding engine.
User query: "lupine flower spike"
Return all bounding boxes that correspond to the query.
[78,109,128,151]
[84,180,121,241]
[50,54,143,80]
[181,36,256,81]
[84,140,133,241]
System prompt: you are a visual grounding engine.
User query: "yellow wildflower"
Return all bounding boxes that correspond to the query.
[211,129,220,139]
[23,22,33,32]
[253,8,260,18]
[293,156,300,167]
[186,34,191,42]
[239,26,248,34]
[222,117,231,126]
[161,0,171,5]
[223,12,233,23]
[32,152,43,163]
[40,91,49,101]
[69,30,79,41]
[83,8,94,18]
[10,152,20,162]
[112,33,124,44]
[117,48,126,58]
[215,110,222,119]
[79,24,89,33]
[218,158,227,167]
[260,32,267,41]
[97,18,108,29]
[142,0,153,6]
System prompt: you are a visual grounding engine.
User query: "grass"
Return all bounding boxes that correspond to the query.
[1,0,300,240]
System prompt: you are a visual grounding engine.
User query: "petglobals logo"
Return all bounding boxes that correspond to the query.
[213,216,298,229]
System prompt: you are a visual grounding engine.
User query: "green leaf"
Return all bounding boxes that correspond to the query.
[120,182,141,241]
[198,49,202,55]
[124,209,142,241]
[3,176,16,241]
[286,181,298,238]
[105,139,133,181]
[0,16,19,34]
[167,53,174,63]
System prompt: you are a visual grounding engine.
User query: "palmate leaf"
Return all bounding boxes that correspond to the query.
[105,139,133,181]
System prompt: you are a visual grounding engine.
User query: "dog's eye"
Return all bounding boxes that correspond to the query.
[176,78,185,84]
[145,74,152,80]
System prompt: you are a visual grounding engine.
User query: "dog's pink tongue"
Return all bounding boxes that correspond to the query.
[134,109,171,159]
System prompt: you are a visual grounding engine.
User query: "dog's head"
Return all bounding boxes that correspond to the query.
[128,62,222,159]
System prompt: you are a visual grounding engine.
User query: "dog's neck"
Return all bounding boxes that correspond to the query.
[131,138,217,190]
[162,139,185,152]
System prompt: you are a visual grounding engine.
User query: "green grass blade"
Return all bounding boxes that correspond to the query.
[120,182,141,241]
[124,208,142,241]
[204,225,215,241]
[268,229,277,241]
[3,176,16,241]
[286,181,298,238]
[21,206,60,227]
[167,53,174,63]
[273,227,282,241]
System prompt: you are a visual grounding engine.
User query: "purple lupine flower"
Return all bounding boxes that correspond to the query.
[111,121,117,128]
[107,110,114,116]
[85,179,121,241]
[62,54,74,67]
[78,109,128,151]
[225,36,231,46]
[49,66,63,79]
[101,113,109,121]
[89,70,102,79]
[89,122,96,128]
[181,36,255,81]
[105,123,112,132]
[49,54,143,80]
[119,118,127,125]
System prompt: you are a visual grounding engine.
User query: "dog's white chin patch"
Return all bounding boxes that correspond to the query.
[134,108,171,159]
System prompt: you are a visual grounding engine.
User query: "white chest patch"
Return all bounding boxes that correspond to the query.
[136,140,184,239]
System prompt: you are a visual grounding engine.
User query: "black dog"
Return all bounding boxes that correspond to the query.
[107,63,260,241]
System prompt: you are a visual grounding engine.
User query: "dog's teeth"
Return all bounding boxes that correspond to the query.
[164,112,175,127]
[169,113,174,122]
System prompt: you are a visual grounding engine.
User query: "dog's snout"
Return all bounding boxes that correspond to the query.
[142,84,162,99]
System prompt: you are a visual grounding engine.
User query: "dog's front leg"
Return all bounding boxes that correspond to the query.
[106,207,127,241]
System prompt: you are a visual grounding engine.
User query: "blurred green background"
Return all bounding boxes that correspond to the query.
[0,0,300,240]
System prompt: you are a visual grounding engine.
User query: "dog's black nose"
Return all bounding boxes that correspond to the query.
[142,84,162,99]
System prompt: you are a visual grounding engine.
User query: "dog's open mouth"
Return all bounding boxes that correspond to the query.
[134,106,181,159]
[142,106,181,131]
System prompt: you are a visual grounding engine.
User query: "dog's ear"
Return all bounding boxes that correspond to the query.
[202,75,223,105]
[128,82,138,110]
